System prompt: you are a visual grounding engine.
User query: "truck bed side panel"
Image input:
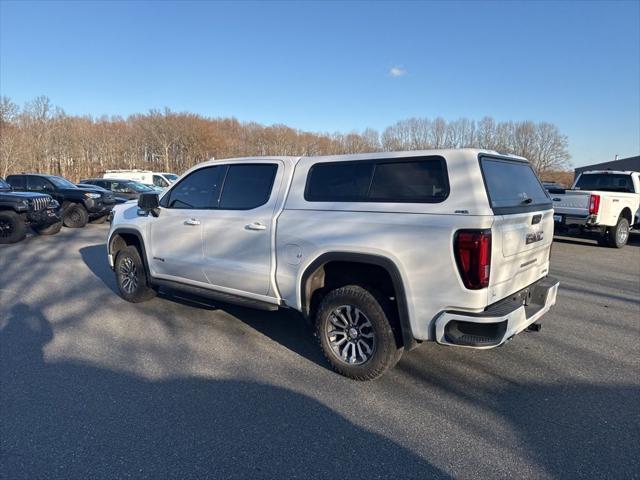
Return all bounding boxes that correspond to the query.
[276,210,493,341]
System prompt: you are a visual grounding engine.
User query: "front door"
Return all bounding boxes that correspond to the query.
[148,165,225,284]
[27,176,58,202]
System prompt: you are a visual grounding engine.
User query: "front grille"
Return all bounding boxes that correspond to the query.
[31,196,49,211]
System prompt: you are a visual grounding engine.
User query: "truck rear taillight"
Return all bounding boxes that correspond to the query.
[589,194,600,216]
[454,229,491,290]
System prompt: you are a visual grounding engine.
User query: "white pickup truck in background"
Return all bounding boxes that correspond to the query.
[551,170,640,248]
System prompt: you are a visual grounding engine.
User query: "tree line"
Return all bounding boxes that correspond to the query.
[0,95,571,181]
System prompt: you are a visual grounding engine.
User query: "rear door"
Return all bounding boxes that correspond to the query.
[201,162,281,296]
[480,156,554,303]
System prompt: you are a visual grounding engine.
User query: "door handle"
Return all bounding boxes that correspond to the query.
[184,218,201,226]
[245,222,266,231]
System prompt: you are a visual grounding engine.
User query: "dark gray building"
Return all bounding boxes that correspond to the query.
[575,155,640,178]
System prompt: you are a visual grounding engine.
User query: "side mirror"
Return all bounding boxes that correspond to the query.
[138,192,160,217]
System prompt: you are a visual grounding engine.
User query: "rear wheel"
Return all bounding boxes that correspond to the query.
[62,204,89,228]
[606,216,630,248]
[115,246,156,303]
[315,285,402,380]
[34,221,62,236]
[0,211,26,244]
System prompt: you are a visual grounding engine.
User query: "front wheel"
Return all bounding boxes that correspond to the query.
[114,246,157,303]
[606,217,630,248]
[62,204,89,228]
[0,211,27,244]
[315,285,402,380]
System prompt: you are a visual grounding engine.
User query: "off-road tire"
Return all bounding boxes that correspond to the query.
[90,214,108,224]
[34,221,62,236]
[62,204,89,228]
[0,210,27,244]
[114,246,156,303]
[606,216,630,248]
[315,285,403,381]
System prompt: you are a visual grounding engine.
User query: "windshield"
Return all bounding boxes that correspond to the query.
[0,178,10,190]
[163,174,178,182]
[48,176,77,189]
[574,173,634,193]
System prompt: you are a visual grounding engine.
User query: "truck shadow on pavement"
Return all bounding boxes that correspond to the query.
[80,244,327,368]
[0,304,450,480]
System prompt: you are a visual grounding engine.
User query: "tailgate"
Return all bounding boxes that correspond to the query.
[551,191,590,217]
[479,155,554,304]
[490,209,553,303]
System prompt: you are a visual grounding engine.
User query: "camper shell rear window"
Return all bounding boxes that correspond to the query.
[480,156,552,214]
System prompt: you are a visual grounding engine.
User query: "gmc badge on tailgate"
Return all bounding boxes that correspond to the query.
[526,231,544,244]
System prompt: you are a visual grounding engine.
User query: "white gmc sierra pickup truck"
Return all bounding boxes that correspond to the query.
[107,149,559,380]
[551,170,640,248]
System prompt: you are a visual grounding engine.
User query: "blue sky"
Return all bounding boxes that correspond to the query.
[1,0,638,167]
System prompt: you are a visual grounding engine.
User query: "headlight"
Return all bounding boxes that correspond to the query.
[84,193,101,199]
[49,199,60,208]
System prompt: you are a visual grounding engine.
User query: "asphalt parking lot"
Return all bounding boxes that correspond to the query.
[1,226,639,479]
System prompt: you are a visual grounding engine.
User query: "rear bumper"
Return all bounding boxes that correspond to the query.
[434,276,559,349]
[555,214,598,228]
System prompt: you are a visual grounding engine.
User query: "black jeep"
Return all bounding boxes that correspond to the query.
[0,177,62,244]
[6,174,115,228]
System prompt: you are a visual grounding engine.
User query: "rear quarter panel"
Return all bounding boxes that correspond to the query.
[276,210,493,341]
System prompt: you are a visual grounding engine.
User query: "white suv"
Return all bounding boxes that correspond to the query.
[107,149,559,380]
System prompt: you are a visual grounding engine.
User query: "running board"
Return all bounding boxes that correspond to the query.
[150,278,280,311]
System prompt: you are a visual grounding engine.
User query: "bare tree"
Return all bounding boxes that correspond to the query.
[0,96,572,181]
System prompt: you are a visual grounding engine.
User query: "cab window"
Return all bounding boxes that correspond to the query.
[111,182,133,193]
[162,166,225,209]
[6,176,25,189]
[219,164,278,210]
[28,176,54,192]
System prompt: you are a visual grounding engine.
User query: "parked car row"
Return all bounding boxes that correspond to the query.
[0,169,180,244]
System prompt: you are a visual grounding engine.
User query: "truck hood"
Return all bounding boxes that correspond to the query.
[59,187,114,201]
